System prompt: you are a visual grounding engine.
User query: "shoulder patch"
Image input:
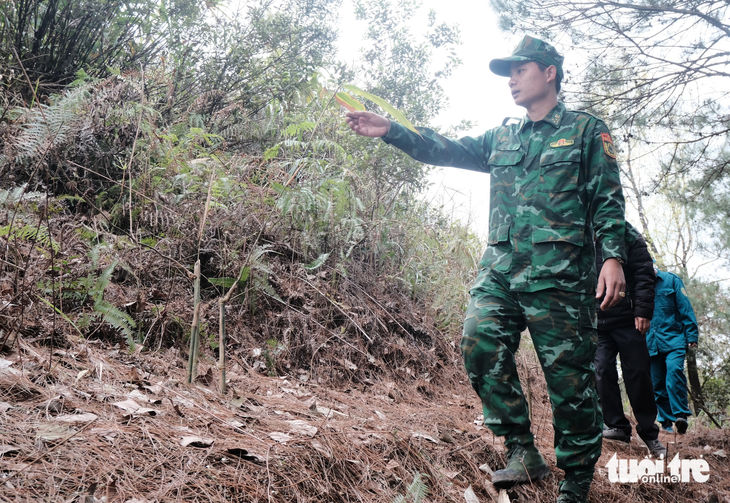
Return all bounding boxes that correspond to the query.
[681,287,688,296]
[601,132,617,159]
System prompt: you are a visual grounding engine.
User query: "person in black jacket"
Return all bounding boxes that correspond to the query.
[595,222,666,458]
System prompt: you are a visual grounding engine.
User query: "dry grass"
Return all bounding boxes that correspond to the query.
[1,334,728,503]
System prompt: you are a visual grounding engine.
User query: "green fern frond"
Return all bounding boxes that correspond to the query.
[391,473,428,503]
[13,86,91,163]
[91,261,116,303]
[407,473,428,502]
[0,185,45,205]
[88,243,109,268]
[283,121,315,138]
[0,223,59,253]
[95,299,136,347]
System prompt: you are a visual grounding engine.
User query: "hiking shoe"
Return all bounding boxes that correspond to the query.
[491,443,550,489]
[643,438,667,459]
[661,421,674,433]
[602,427,630,443]
[675,417,688,434]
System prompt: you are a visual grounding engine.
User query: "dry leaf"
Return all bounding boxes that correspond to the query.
[311,440,331,458]
[0,359,20,376]
[74,369,89,385]
[0,445,20,457]
[36,423,76,441]
[91,427,118,442]
[287,419,317,437]
[442,470,460,480]
[385,460,400,470]
[53,413,98,423]
[269,432,292,443]
[143,384,164,394]
[112,399,157,417]
[309,401,346,418]
[464,485,480,503]
[226,447,265,463]
[196,367,214,385]
[280,387,310,398]
[411,432,439,444]
[129,367,144,385]
[181,436,214,448]
[479,462,493,475]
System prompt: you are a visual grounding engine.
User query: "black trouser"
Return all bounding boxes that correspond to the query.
[594,325,659,441]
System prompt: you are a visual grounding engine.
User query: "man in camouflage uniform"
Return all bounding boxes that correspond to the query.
[345,36,627,503]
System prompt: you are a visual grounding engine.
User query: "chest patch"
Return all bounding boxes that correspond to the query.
[601,132,617,159]
[549,138,575,148]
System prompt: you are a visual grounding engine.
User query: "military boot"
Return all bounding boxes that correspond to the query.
[491,443,550,489]
[556,477,589,503]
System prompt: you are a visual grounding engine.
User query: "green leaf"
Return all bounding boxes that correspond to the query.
[263,144,280,161]
[209,277,237,288]
[342,85,421,136]
[335,93,365,112]
[303,253,330,270]
[239,266,251,284]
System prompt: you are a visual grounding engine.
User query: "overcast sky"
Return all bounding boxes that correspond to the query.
[337,0,529,238]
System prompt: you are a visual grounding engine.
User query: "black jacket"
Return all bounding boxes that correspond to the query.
[596,222,655,329]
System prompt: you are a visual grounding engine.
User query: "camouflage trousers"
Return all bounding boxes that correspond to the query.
[461,268,602,487]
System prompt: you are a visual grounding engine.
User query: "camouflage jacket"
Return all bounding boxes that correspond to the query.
[382,102,627,293]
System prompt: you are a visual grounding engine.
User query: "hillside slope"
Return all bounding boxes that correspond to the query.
[1,331,728,502]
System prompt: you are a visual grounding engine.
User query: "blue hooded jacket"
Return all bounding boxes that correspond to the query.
[645,270,699,356]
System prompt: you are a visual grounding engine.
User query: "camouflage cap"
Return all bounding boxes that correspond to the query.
[489,35,564,80]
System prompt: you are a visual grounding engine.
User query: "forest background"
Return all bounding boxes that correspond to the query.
[1,0,729,437]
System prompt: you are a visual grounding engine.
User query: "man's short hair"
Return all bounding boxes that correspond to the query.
[536,61,562,94]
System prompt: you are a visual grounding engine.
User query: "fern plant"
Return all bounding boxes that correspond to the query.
[0,221,60,253]
[38,246,137,347]
[391,473,429,503]
[10,85,92,164]
[87,260,137,346]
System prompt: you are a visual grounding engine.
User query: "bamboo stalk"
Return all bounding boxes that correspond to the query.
[186,260,201,383]
[217,274,240,395]
[218,300,227,394]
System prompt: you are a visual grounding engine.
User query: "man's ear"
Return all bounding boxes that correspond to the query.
[545,65,557,84]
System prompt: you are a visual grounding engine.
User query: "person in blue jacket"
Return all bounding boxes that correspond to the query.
[646,268,699,434]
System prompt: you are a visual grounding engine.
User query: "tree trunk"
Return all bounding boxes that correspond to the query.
[686,347,704,414]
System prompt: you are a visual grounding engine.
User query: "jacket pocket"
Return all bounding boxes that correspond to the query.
[488,141,524,167]
[488,223,510,245]
[656,290,676,314]
[539,143,582,193]
[530,226,585,282]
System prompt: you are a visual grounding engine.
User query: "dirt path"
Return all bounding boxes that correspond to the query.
[1,338,728,502]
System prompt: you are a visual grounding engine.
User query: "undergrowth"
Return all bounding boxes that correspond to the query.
[0,71,483,384]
